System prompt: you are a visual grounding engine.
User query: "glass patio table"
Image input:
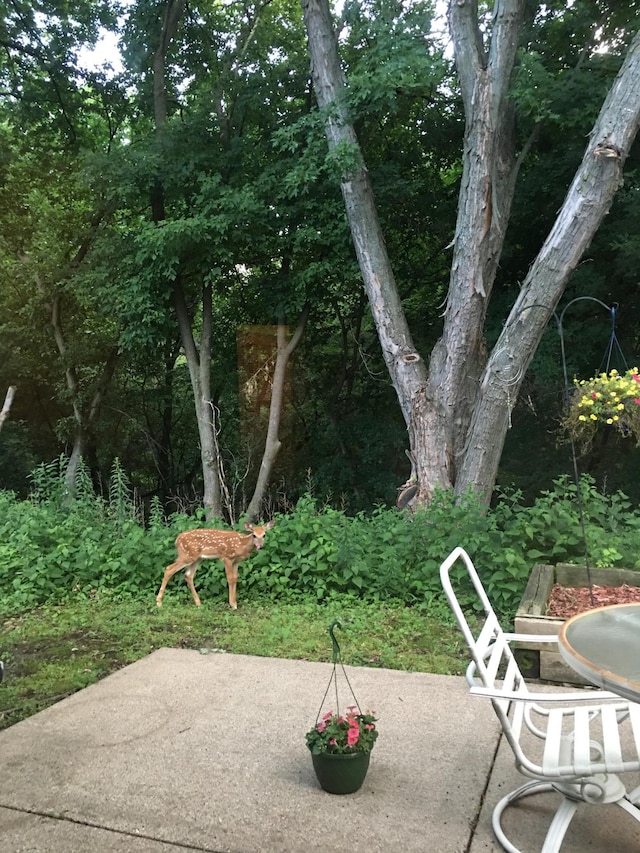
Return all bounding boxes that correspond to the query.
[558,602,640,702]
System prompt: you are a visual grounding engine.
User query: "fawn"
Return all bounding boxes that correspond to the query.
[156,521,275,610]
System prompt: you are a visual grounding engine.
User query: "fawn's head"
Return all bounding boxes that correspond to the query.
[244,520,275,549]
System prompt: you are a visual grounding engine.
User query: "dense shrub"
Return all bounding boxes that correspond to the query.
[0,463,639,619]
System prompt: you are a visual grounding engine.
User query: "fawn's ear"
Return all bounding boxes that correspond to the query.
[243,522,252,531]
[266,520,276,529]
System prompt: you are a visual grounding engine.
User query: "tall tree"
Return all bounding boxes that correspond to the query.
[301,0,640,505]
[147,0,225,517]
[118,0,318,516]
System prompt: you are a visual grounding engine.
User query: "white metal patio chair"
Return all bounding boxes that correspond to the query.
[440,546,640,853]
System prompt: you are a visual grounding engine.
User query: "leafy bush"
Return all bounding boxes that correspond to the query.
[1,466,640,620]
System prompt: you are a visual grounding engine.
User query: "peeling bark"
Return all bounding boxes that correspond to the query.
[301,0,427,427]
[456,30,640,502]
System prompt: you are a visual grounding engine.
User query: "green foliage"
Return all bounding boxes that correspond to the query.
[305,708,378,755]
[2,475,640,621]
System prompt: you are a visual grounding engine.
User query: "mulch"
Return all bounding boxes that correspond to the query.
[547,582,640,618]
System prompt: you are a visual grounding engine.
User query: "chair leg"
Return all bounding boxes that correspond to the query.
[540,798,579,853]
[617,795,640,823]
[492,781,579,853]
[493,780,640,853]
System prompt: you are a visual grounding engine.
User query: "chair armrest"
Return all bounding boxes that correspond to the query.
[469,685,623,703]
[504,632,560,645]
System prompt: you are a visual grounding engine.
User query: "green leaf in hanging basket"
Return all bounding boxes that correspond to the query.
[305,708,379,755]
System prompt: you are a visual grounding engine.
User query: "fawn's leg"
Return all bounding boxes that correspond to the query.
[157,557,191,607]
[223,558,239,610]
[184,560,202,606]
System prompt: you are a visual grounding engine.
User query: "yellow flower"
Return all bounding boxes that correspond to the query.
[617,404,624,410]
[590,414,597,421]
[613,415,619,422]
[578,415,587,422]
[606,418,614,424]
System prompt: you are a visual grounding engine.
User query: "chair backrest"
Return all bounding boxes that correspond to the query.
[440,547,529,733]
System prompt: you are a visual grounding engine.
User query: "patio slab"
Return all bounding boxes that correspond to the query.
[1,648,639,851]
[0,648,498,852]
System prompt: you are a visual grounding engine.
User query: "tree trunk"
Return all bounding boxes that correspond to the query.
[301,0,426,421]
[413,0,528,500]
[302,0,640,507]
[455,29,640,502]
[245,304,310,522]
[35,275,120,497]
[151,0,222,518]
[153,0,186,131]
[0,386,16,432]
[172,280,222,517]
[62,345,119,495]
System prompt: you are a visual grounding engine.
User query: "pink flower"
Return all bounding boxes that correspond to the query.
[347,727,360,747]
[635,398,640,405]
[316,721,326,732]
[329,738,337,746]
[322,711,334,721]
[365,724,374,731]
[633,374,640,383]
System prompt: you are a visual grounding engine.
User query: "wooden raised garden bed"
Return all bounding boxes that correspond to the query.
[514,564,640,685]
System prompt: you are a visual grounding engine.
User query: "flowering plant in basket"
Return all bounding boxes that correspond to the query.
[306,705,378,755]
[563,367,640,449]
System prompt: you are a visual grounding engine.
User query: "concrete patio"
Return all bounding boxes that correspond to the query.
[1,648,639,851]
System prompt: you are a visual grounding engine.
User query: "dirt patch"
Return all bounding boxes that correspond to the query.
[547,583,640,618]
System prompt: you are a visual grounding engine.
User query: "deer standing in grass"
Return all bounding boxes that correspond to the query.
[156,522,275,610]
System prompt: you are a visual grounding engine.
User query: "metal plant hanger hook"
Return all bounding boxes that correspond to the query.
[328,619,342,664]
[557,296,622,407]
[315,620,363,723]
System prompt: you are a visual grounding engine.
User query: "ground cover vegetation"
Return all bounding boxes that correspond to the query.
[2,464,640,729]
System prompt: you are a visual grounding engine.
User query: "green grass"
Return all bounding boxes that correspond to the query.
[0,595,468,730]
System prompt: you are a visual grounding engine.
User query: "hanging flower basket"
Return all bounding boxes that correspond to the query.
[305,620,378,794]
[562,367,640,450]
